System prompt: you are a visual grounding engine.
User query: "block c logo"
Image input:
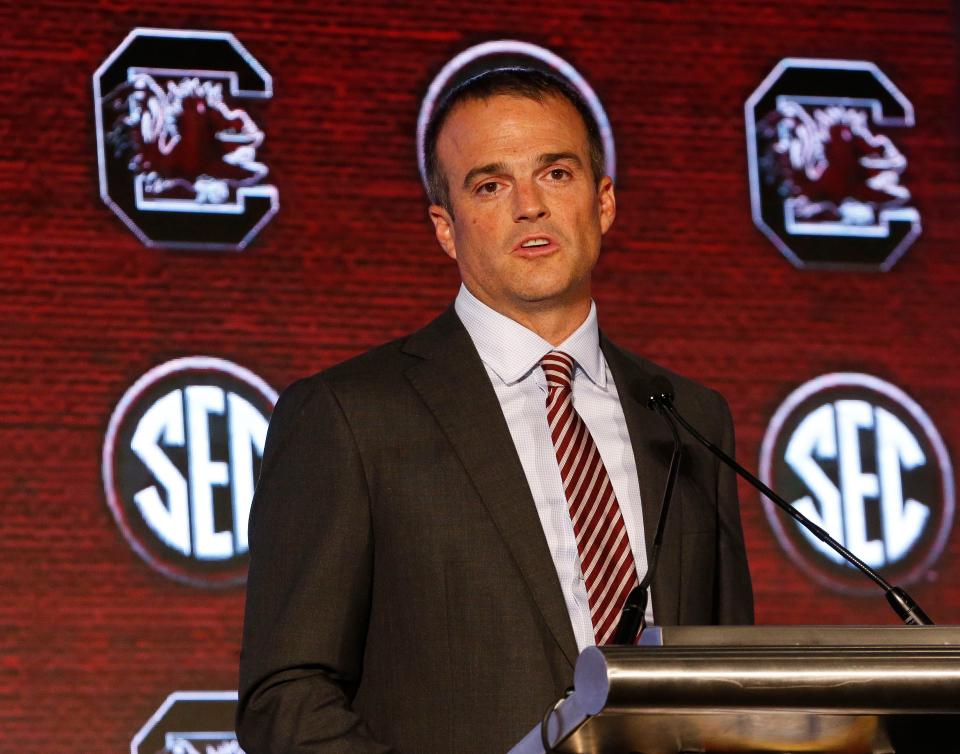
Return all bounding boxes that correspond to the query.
[131,691,243,754]
[745,59,920,270]
[760,373,953,593]
[103,357,277,587]
[93,28,278,250]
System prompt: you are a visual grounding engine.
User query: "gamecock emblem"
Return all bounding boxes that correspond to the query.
[94,29,278,250]
[745,59,920,270]
[105,74,268,206]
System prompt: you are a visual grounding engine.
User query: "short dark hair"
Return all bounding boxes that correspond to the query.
[423,67,606,213]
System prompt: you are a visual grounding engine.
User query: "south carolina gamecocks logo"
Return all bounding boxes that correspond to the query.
[105,74,267,206]
[759,103,910,229]
[93,28,278,251]
[745,59,920,270]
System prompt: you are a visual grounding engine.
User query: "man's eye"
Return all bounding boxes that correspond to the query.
[548,168,570,180]
[478,182,499,194]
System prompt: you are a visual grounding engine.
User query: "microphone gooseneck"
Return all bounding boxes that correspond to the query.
[648,376,933,627]
[613,377,683,644]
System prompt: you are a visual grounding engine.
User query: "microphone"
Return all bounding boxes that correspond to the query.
[613,377,683,643]
[647,375,934,626]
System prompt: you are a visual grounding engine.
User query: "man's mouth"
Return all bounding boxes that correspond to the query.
[514,235,558,255]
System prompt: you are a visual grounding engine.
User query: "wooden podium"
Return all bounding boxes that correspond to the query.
[508,627,960,754]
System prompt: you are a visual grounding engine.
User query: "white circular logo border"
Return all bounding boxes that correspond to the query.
[102,356,278,587]
[416,40,616,190]
[758,372,955,594]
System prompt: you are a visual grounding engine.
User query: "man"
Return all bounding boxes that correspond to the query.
[238,67,753,754]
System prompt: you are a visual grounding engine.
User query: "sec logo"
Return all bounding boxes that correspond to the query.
[103,357,277,587]
[759,373,954,593]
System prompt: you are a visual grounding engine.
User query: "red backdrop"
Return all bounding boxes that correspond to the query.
[2,0,959,750]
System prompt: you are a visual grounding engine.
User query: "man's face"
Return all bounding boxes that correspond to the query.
[429,94,615,322]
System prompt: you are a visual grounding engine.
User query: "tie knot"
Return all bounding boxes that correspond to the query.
[541,351,575,391]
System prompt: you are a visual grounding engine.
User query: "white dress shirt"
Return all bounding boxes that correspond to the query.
[454,285,653,651]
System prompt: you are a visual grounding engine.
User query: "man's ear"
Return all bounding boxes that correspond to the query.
[597,176,616,235]
[429,204,457,260]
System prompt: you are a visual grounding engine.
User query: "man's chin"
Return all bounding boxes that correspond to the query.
[513,284,589,310]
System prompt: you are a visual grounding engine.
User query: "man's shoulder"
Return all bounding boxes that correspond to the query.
[277,307,463,405]
[277,337,411,410]
[601,335,731,429]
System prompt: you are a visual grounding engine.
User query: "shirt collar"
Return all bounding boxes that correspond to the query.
[454,284,607,388]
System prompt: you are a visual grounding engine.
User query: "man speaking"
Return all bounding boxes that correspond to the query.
[238,67,753,753]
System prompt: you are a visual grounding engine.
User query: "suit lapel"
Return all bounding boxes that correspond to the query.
[601,338,682,626]
[402,309,580,667]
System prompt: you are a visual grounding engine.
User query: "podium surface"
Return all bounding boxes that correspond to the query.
[510,626,960,754]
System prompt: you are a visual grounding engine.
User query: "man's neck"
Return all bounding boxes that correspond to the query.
[464,289,592,346]
[509,304,591,346]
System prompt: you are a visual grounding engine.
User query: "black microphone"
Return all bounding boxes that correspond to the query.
[613,377,683,643]
[647,375,934,626]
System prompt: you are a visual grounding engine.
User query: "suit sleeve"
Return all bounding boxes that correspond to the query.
[237,377,394,753]
[712,390,755,625]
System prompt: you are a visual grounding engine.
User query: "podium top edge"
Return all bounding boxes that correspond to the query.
[634,625,960,647]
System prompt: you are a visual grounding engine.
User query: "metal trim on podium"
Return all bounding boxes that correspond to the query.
[508,626,960,754]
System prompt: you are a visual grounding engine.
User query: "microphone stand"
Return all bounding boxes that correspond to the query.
[613,387,683,643]
[649,377,933,626]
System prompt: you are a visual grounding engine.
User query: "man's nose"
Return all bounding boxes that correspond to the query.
[512,180,549,222]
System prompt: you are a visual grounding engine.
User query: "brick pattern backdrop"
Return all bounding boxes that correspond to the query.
[2,0,959,750]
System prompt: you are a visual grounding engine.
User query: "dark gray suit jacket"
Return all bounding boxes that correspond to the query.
[237,308,753,754]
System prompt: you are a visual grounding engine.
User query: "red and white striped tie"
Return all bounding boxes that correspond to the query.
[541,351,640,645]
